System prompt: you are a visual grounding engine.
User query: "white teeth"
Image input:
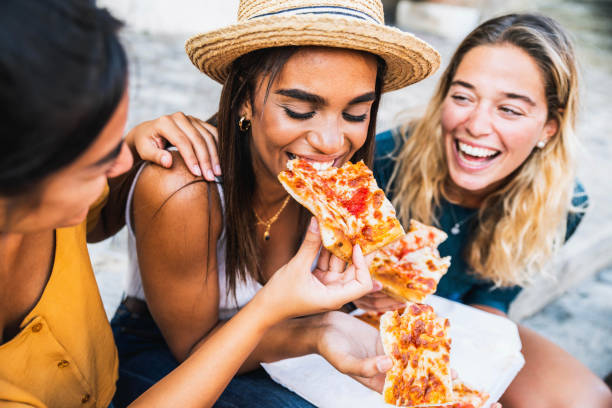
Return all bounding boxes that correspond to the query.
[310,160,334,171]
[287,153,334,170]
[458,142,498,158]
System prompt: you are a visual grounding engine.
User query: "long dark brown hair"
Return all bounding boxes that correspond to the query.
[217,46,386,296]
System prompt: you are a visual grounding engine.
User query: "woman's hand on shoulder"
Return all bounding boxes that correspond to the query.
[125,112,220,181]
[255,218,373,322]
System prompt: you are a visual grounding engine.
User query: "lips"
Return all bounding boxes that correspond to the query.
[453,139,501,170]
[287,152,338,170]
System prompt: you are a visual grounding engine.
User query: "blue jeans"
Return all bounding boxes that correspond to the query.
[111,303,315,408]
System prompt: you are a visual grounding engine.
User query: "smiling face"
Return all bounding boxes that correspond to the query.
[441,44,558,205]
[4,92,133,233]
[242,47,378,186]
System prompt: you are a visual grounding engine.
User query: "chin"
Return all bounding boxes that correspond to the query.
[448,170,495,195]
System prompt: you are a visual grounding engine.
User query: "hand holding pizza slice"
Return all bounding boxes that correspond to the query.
[278,158,404,262]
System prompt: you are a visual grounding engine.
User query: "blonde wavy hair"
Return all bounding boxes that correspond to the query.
[388,14,582,287]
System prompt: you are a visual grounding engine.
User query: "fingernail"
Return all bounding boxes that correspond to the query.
[376,356,392,372]
[308,217,319,233]
[372,281,383,291]
[214,165,222,175]
[192,165,202,177]
[206,169,215,180]
[161,155,171,167]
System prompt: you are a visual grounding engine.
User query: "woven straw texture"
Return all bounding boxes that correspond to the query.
[185,0,440,92]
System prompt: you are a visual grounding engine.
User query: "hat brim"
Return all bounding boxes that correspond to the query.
[185,14,440,92]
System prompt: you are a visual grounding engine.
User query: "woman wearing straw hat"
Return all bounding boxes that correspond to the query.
[110,0,440,406]
[0,1,423,407]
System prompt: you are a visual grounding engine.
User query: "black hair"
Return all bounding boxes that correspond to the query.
[0,0,128,196]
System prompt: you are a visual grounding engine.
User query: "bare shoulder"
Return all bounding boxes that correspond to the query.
[132,150,222,236]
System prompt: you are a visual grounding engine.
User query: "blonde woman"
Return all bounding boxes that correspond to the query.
[371,13,612,408]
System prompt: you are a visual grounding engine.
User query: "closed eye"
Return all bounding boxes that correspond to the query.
[499,106,523,116]
[284,107,315,120]
[343,112,367,122]
[451,94,471,103]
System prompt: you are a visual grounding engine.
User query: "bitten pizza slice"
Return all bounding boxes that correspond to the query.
[431,380,490,408]
[278,158,404,262]
[380,303,453,407]
[369,229,450,302]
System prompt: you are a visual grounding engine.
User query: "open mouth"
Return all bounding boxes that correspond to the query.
[454,139,501,169]
[287,152,337,170]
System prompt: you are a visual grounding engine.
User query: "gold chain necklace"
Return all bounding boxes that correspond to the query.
[254,195,291,241]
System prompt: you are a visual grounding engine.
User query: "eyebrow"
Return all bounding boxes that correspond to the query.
[275,89,376,107]
[90,140,124,168]
[450,80,535,106]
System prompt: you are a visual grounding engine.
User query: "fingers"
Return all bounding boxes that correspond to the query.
[351,245,372,288]
[170,113,214,180]
[316,248,331,273]
[337,354,392,378]
[370,280,383,292]
[292,218,322,266]
[190,117,221,177]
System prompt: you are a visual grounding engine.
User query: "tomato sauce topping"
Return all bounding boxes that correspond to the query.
[341,187,369,217]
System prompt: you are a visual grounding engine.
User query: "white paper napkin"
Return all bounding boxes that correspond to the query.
[262,295,524,408]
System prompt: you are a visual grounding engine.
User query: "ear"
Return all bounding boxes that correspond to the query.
[239,97,254,120]
[539,117,559,145]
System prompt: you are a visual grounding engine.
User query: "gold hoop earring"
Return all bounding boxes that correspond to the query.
[238,116,251,132]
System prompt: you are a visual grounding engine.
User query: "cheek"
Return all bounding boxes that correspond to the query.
[496,121,540,158]
[440,100,463,134]
[347,122,369,152]
[253,106,298,149]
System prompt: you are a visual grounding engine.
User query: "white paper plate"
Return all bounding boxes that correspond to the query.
[262,295,524,408]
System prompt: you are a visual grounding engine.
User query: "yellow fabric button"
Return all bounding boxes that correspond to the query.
[31,323,43,333]
[81,394,90,403]
[57,360,70,368]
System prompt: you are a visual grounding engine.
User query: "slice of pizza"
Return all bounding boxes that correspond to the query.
[380,303,453,407]
[430,380,490,408]
[369,231,450,302]
[354,307,406,328]
[278,158,404,262]
[403,219,449,250]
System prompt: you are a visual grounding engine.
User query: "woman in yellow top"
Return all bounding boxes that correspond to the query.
[0,1,383,407]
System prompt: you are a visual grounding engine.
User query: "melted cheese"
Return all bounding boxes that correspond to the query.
[381,304,454,407]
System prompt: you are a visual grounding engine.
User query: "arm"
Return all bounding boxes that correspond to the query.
[132,152,222,362]
[87,112,220,243]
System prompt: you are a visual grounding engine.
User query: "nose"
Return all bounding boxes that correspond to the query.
[466,103,493,138]
[307,117,345,155]
[107,142,134,178]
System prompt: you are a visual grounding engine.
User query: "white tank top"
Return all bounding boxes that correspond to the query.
[123,162,262,320]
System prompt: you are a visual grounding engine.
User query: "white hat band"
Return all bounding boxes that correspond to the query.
[248,6,380,24]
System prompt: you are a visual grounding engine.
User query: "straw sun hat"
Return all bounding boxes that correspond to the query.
[185,0,440,92]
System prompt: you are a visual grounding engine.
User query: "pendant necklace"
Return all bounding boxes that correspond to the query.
[254,195,291,241]
[448,204,476,235]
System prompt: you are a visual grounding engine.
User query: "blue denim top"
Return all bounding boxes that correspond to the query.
[374,128,588,313]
